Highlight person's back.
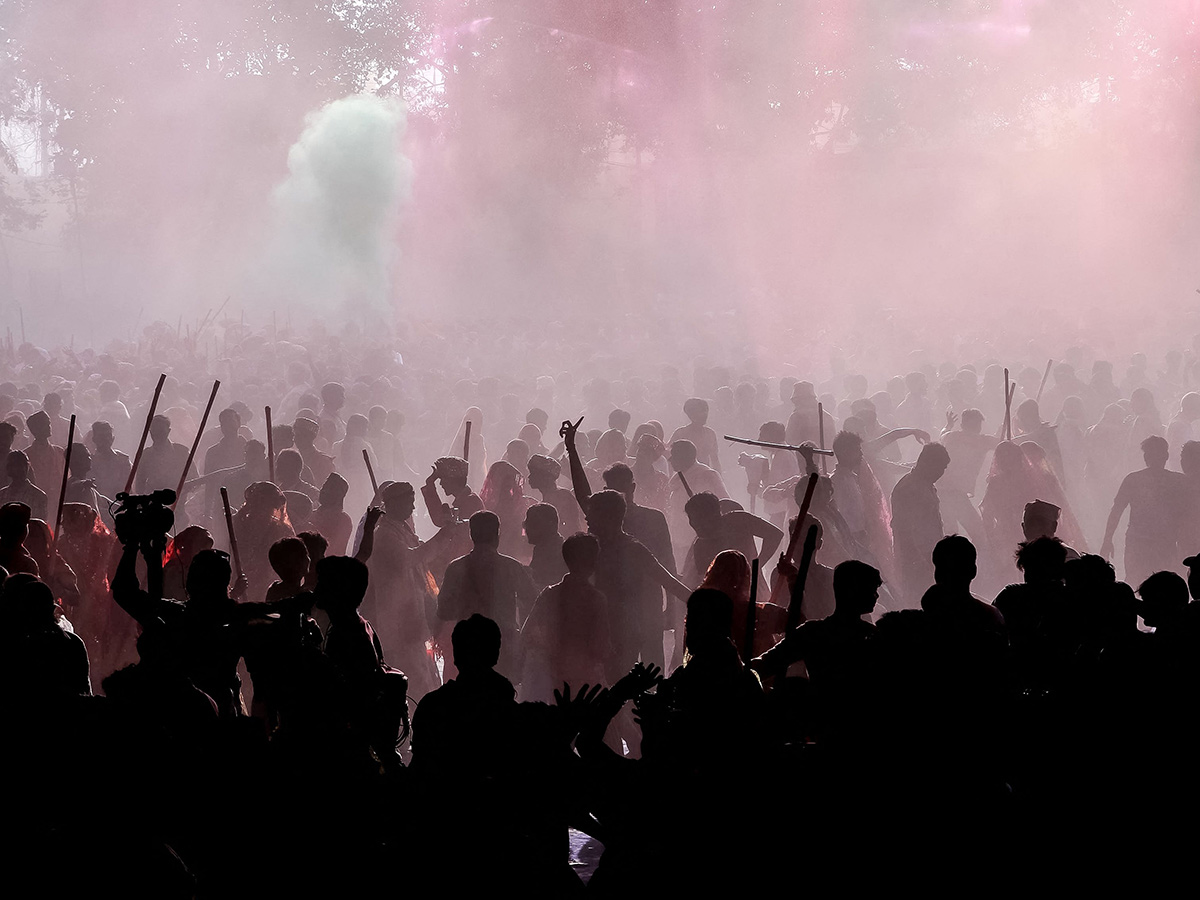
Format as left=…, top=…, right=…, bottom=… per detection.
left=521, top=533, right=611, bottom=699
left=411, top=615, right=516, bottom=776
left=437, top=511, right=536, bottom=676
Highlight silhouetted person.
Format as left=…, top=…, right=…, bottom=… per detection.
left=1022, top=499, right=1079, bottom=560
left=940, top=409, right=997, bottom=542
left=135, top=415, right=188, bottom=494
left=88, top=421, right=130, bottom=502
left=890, top=442, right=951, bottom=605
left=521, top=532, right=612, bottom=700
left=308, top=473, right=353, bottom=556
left=25, top=409, right=64, bottom=496
left=921, top=535, right=1006, bottom=641
left=524, top=502, right=566, bottom=589
left=680, top=490, right=783, bottom=588
left=293, top=416, right=335, bottom=488
left=526, top=453, right=582, bottom=535
left=437, top=511, right=537, bottom=678
left=670, top=398, right=722, bottom=473
left=0, top=450, right=47, bottom=520
left=1101, top=435, right=1188, bottom=586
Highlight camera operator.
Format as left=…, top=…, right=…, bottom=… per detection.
left=111, top=491, right=312, bottom=719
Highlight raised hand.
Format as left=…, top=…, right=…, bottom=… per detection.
left=945, top=410, right=958, bottom=431
left=613, top=661, right=663, bottom=701
left=559, top=415, right=585, bottom=445
left=364, top=505, right=385, bottom=529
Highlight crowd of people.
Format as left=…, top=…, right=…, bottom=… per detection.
left=3, top=316, right=1200, bottom=895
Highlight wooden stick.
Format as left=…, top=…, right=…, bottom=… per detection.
left=1002, top=368, right=1011, bottom=442
left=265, top=406, right=275, bottom=484
left=1035, top=358, right=1053, bottom=404
left=677, top=470, right=694, bottom=498
left=47, top=415, right=76, bottom=577
left=462, top=419, right=472, bottom=479
left=1006, top=384, right=1016, bottom=441
left=743, top=557, right=759, bottom=667
left=783, top=472, right=819, bottom=563
left=220, top=486, right=243, bottom=579
left=769, top=472, right=819, bottom=607
left=723, top=435, right=834, bottom=455
left=785, top=525, right=819, bottom=633
left=174, top=380, right=220, bottom=507
left=363, top=447, right=379, bottom=495
left=817, top=401, right=827, bottom=474
left=125, top=373, right=167, bottom=493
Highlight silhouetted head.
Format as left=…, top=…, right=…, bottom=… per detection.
left=91, top=421, right=114, bottom=451
left=293, top=417, right=319, bottom=446
left=244, top=440, right=266, bottom=465
left=26, top=410, right=51, bottom=440
left=314, top=555, right=369, bottom=613
left=0, top=501, right=30, bottom=545
left=562, top=531, right=599, bottom=577
left=218, top=408, right=241, bottom=438
left=932, top=534, right=976, bottom=590
left=1181, top=393, right=1200, bottom=420
left=1137, top=571, right=1189, bottom=629
left=683, top=398, right=709, bottom=426
left=608, top=409, right=632, bottom=433
left=7, top=576, right=56, bottom=633
left=523, top=502, right=559, bottom=545
left=594, top=429, right=627, bottom=467
left=684, top=491, right=722, bottom=538
left=526, top=453, right=561, bottom=492
left=960, top=408, right=984, bottom=433
left=433, top=456, right=469, bottom=494
left=526, top=407, right=549, bottom=433
left=98, top=380, right=121, bottom=403
left=833, top=559, right=882, bottom=617
left=602, top=461, right=635, bottom=497
left=832, top=430, right=863, bottom=470
left=149, top=415, right=171, bottom=443
left=585, top=489, right=626, bottom=540
left=186, top=549, right=233, bottom=602
left=1015, top=537, right=1068, bottom=584
left=451, top=614, right=502, bottom=673
left=320, top=382, right=345, bottom=411
left=318, top=473, right=349, bottom=508
left=1016, top=398, right=1042, bottom=430
left=43, top=393, right=62, bottom=416
left=5, top=450, right=29, bottom=481
left=1185, top=553, right=1200, bottom=600
left=380, top=481, right=415, bottom=520
left=503, top=439, right=530, bottom=473
left=68, top=443, right=90, bottom=478
left=345, top=413, right=368, bottom=438
left=913, top=442, right=950, bottom=482
left=469, top=510, right=500, bottom=549
left=1181, top=441, right=1200, bottom=478
left=1022, top=499, right=1060, bottom=541
left=669, top=439, right=697, bottom=472
left=1142, top=435, right=1169, bottom=469
left=269, top=536, right=309, bottom=583
left=683, top=588, right=734, bottom=658
left=276, top=448, right=303, bottom=484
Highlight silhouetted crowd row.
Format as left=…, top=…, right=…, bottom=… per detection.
left=3, top=325, right=1200, bottom=895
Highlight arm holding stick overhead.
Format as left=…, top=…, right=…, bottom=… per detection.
left=355, top=506, right=384, bottom=564
left=126, top=373, right=167, bottom=493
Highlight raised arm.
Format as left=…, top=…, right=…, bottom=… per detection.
left=355, top=506, right=384, bottom=563
left=421, top=468, right=452, bottom=528
left=736, top=510, right=784, bottom=563
left=560, top=416, right=593, bottom=513
left=865, top=428, right=931, bottom=454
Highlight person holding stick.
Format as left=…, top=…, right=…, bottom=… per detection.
left=666, top=439, right=727, bottom=560
left=25, top=410, right=65, bottom=500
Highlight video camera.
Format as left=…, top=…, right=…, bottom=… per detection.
left=112, top=490, right=176, bottom=545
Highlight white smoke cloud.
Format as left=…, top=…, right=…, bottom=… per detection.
left=261, top=94, right=411, bottom=322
